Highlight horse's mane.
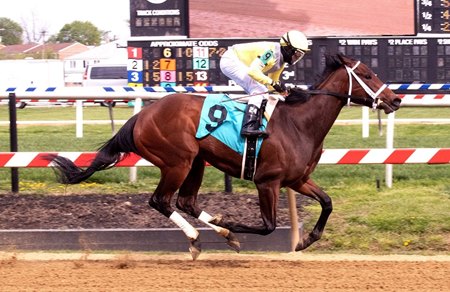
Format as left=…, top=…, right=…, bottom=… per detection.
left=284, top=53, right=346, bottom=104
left=310, top=53, right=345, bottom=90
left=284, top=87, right=311, bottom=104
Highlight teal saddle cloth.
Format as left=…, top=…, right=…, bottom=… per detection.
left=195, top=94, right=267, bottom=156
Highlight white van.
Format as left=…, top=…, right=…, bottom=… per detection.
left=82, top=64, right=128, bottom=87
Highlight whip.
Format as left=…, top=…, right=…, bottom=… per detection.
left=220, top=90, right=275, bottom=103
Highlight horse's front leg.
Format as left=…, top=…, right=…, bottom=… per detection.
left=291, top=178, right=333, bottom=251
left=176, top=156, right=240, bottom=252
left=210, top=181, right=280, bottom=235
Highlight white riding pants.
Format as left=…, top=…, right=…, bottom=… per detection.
left=220, top=49, right=268, bottom=108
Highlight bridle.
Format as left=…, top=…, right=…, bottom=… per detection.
left=344, top=61, right=386, bottom=110
left=306, top=61, right=387, bottom=110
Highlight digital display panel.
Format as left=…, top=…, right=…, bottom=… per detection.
left=417, top=0, right=450, bottom=33
left=129, top=0, right=189, bottom=37
left=127, top=36, right=450, bottom=87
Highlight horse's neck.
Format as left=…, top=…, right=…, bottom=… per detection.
left=283, top=83, right=345, bottom=148
left=308, top=75, right=347, bottom=136
left=306, top=93, right=344, bottom=139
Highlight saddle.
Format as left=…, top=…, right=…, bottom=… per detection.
left=196, top=94, right=279, bottom=181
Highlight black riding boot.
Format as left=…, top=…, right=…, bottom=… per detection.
left=241, top=104, right=267, bottom=137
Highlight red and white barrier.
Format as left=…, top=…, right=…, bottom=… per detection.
left=0, top=152, right=151, bottom=168
left=1, top=148, right=449, bottom=168
left=397, top=94, right=450, bottom=106
left=318, top=148, right=450, bottom=164
left=1, top=85, right=450, bottom=106
left=2, top=94, right=449, bottom=107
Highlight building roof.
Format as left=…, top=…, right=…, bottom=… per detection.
left=0, top=42, right=90, bottom=59
left=65, top=40, right=128, bottom=63
left=0, top=43, right=40, bottom=54
left=24, top=42, right=84, bottom=53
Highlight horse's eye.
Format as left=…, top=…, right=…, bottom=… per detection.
left=365, top=74, right=372, bottom=79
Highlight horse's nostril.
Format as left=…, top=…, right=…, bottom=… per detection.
left=393, top=98, right=402, bottom=107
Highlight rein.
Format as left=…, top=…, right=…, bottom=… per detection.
left=305, top=89, right=374, bottom=107
left=220, top=90, right=274, bottom=103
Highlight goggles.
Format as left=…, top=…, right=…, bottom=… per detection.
left=291, top=49, right=306, bottom=65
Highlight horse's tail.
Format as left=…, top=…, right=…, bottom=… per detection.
left=48, top=114, right=140, bottom=184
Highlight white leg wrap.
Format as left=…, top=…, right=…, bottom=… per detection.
left=169, top=211, right=199, bottom=240
left=198, top=211, right=228, bottom=235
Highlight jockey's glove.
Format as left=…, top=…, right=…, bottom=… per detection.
left=271, top=81, right=287, bottom=93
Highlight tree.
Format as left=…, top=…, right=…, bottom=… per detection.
left=0, top=17, right=23, bottom=45
left=54, top=21, right=102, bottom=45
left=21, top=11, right=50, bottom=44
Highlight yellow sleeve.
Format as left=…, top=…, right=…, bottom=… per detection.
left=231, top=43, right=280, bottom=87
left=268, top=67, right=285, bottom=84
left=248, top=58, right=273, bottom=86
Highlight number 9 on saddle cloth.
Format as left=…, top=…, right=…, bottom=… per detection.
left=196, top=94, right=275, bottom=180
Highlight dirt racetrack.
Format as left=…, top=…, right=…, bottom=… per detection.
left=1, top=252, right=449, bottom=291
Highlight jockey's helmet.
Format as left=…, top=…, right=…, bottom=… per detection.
left=280, top=30, right=310, bottom=65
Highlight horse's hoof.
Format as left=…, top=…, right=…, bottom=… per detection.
left=209, top=214, right=223, bottom=225
left=189, top=238, right=202, bottom=260
left=226, top=231, right=240, bottom=253
left=295, top=237, right=310, bottom=251
left=295, top=243, right=306, bottom=251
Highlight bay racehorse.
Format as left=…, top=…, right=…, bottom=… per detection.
left=48, top=53, right=401, bottom=259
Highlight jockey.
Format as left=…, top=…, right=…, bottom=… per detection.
left=220, top=30, right=310, bottom=137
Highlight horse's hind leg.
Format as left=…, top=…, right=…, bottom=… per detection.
left=292, top=178, right=333, bottom=251
left=149, top=167, right=202, bottom=259
left=176, top=156, right=240, bottom=252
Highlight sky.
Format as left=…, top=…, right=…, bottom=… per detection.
left=0, top=0, right=131, bottom=41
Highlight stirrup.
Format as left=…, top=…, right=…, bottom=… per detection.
left=241, top=104, right=267, bottom=137
left=241, top=128, right=268, bottom=138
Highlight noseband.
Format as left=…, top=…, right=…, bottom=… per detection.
left=344, top=61, right=386, bottom=110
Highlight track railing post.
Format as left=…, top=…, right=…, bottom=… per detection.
left=75, top=100, right=83, bottom=138
left=224, top=174, right=232, bottom=193
left=287, top=188, right=300, bottom=252
left=8, top=93, right=19, bottom=194
left=129, top=98, right=143, bottom=183
left=385, top=112, right=395, bottom=188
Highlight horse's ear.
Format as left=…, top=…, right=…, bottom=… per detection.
left=336, top=53, right=351, bottom=66
left=336, top=53, right=355, bottom=67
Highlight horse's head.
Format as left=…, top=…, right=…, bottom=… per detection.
left=321, top=54, right=401, bottom=114
left=337, top=54, right=401, bottom=113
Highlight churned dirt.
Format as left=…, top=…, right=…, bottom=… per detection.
left=0, top=251, right=449, bottom=292
left=0, top=192, right=307, bottom=229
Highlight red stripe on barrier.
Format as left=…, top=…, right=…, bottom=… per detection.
left=73, top=153, right=97, bottom=167
left=1, top=149, right=449, bottom=167
left=428, top=149, right=450, bottom=164
left=414, top=94, right=424, bottom=99
left=0, top=153, right=14, bottom=167
left=337, top=149, right=369, bottom=164
left=384, top=149, right=415, bottom=164
left=28, top=152, right=57, bottom=167
left=435, top=94, right=444, bottom=100
left=116, top=153, right=142, bottom=166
